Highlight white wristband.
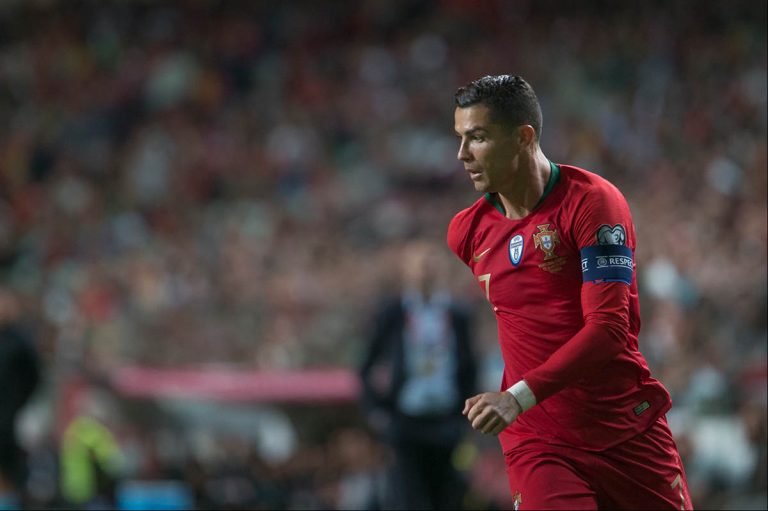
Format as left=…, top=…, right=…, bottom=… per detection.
left=506, top=380, right=537, bottom=412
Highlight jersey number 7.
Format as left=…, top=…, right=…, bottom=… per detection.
left=478, top=273, right=491, bottom=301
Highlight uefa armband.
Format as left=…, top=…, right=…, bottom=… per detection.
left=580, top=244, right=633, bottom=285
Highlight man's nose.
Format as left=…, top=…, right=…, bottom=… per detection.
left=457, top=140, right=471, bottom=161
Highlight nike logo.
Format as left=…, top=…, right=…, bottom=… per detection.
left=473, top=248, right=491, bottom=262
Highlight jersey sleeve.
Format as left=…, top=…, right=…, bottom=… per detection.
left=573, top=181, right=636, bottom=285
left=447, top=209, right=473, bottom=265
left=521, top=179, right=637, bottom=403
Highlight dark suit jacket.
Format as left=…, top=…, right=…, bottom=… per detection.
left=0, top=322, right=41, bottom=486
left=359, top=295, right=477, bottom=446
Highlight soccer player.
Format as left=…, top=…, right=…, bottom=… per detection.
left=447, top=75, right=693, bottom=510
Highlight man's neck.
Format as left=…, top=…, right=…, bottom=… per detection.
left=496, top=150, right=551, bottom=220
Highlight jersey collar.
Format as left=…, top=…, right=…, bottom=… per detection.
left=484, top=160, right=561, bottom=216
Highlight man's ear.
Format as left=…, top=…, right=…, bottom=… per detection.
left=517, top=125, right=537, bottom=147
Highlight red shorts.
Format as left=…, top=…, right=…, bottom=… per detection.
left=504, top=416, right=693, bottom=510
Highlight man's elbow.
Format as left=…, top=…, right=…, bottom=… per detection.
left=584, top=314, right=628, bottom=357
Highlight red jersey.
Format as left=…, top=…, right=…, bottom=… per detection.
left=447, top=163, right=671, bottom=452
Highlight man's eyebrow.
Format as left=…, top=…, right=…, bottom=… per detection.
left=454, top=127, right=488, bottom=136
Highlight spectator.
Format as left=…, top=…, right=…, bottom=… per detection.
left=360, top=239, right=478, bottom=509
left=0, top=289, right=41, bottom=509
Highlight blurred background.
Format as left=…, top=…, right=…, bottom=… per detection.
left=0, top=0, right=765, bottom=509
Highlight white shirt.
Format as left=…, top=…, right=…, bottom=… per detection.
left=397, top=290, right=459, bottom=416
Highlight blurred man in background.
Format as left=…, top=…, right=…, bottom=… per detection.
left=0, top=289, right=41, bottom=510
left=360, top=239, right=477, bottom=509
left=449, top=75, right=693, bottom=509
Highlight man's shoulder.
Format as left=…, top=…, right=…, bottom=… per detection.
left=448, top=195, right=491, bottom=232
left=559, top=164, right=624, bottom=196
left=558, top=164, right=629, bottom=211
left=447, top=195, right=490, bottom=263
left=448, top=195, right=491, bottom=229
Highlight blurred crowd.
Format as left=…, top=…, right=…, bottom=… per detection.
left=0, top=0, right=765, bottom=509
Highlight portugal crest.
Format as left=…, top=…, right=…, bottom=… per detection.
left=533, top=224, right=560, bottom=260
left=512, top=491, right=523, bottom=511
left=533, top=223, right=567, bottom=273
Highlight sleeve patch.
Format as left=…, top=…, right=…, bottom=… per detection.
left=580, top=244, right=633, bottom=284
left=596, top=224, right=627, bottom=245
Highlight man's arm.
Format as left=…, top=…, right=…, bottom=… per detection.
left=515, top=179, right=637, bottom=409
left=359, top=300, right=398, bottom=411
left=464, top=281, right=631, bottom=434
left=517, top=281, right=630, bottom=406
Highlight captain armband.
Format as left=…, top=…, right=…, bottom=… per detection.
left=580, top=244, right=634, bottom=285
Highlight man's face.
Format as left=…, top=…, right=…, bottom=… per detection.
left=454, top=104, right=519, bottom=194
left=401, top=242, right=439, bottom=291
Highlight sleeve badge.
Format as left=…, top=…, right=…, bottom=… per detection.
left=596, top=224, right=626, bottom=245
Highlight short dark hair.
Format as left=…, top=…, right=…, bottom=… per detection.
left=455, top=75, right=543, bottom=140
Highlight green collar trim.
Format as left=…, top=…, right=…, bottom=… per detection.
left=484, top=161, right=560, bottom=216
left=534, top=160, right=560, bottom=210
left=484, top=192, right=506, bottom=215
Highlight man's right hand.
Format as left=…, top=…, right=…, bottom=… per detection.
left=462, top=391, right=522, bottom=435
